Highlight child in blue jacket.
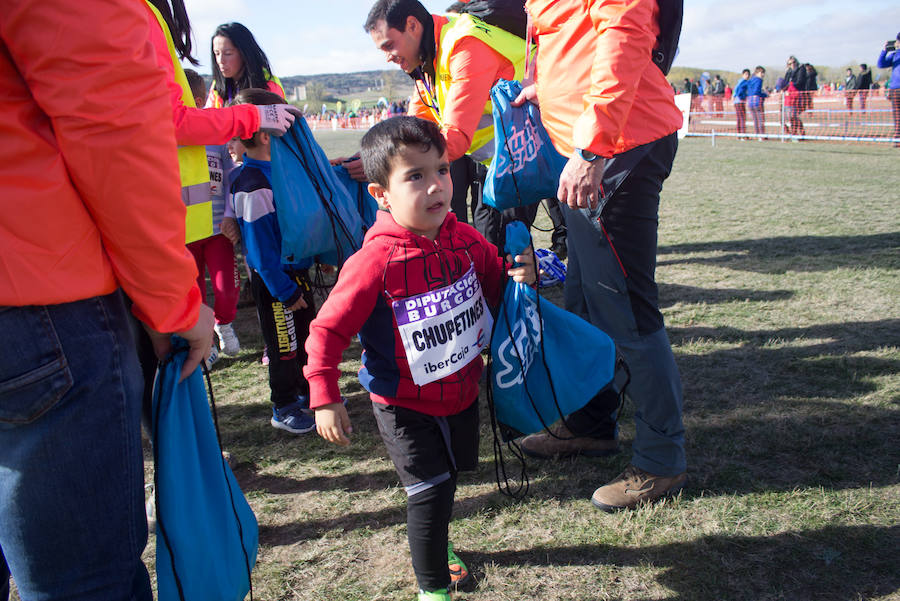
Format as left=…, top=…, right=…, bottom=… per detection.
left=230, top=88, right=317, bottom=434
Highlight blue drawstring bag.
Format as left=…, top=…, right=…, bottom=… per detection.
left=490, top=222, right=617, bottom=436
left=484, top=79, right=569, bottom=211
left=332, top=163, right=379, bottom=229
left=270, top=117, right=365, bottom=266
left=152, top=339, right=257, bottom=601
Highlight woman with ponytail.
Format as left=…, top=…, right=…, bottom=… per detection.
left=207, top=22, right=286, bottom=108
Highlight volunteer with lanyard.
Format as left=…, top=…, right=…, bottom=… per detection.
left=364, top=0, right=533, bottom=249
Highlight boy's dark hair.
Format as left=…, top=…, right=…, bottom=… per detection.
left=742, top=68, right=751, bottom=75
left=183, top=68, right=206, bottom=103
left=229, top=88, right=286, bottom=147
left=860, top=63, right=868, bottom=70
left=360, top=116, right=446, bottom=187
left=211, top=23, right=276, bottom=101
left=364, top=0, right=430, bottom=33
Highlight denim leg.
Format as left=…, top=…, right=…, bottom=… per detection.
left=0, top=291, right=152, bottom=601
left=561, top=135, right=686, bottom=476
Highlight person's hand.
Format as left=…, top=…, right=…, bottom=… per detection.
left=315, top=402, right=353, bottom=446
left=511, top=81, right=538, bottom=108
left=257, top=104, right=301, bottom=136
left=284, top=296, right=308, bottom=312
left=144, top=303, right=216, bottom=382
left=343, top=156, right=368, bottom=181
left=220, top=217, right=241, bottom=245
left=558, top=154, right=606, bottom=210
left=507, top=246, right=537, bottom=285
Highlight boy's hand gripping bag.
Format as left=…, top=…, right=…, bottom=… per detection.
left=490, top=222, right=617, bottom=436
left=152, top=339, right=257, bottom=601
left=484, top=79, right=569, bottom=211
left=270, top=116, right=365, bottom=266
left=332, top=163, right=378, bottom=229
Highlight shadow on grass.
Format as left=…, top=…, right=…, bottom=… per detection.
left=657, top=232, right=900, bottom=273
left=255, top=487, right=502, bottom=548
left=669, top=318, right=900, bottom=493
left=468, top=524, right=900, bottom=601
left=659, top=282, right=794, bottom=307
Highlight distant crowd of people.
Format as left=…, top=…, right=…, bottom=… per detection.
left=678, top=43, right=900, bottom=143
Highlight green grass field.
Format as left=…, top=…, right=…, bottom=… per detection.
left=129, top=135, right=898, bottom=601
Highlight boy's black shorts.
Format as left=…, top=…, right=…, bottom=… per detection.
left=372, top=399, right=479, bottom=488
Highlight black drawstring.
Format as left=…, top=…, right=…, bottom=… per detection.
left=152, top=350, right=254, bottom=601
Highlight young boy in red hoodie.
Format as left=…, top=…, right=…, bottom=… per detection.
left=304, top=116, right=535, bottom=601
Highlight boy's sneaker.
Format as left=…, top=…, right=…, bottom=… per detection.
left=204, top=344, right=220, bottom=370
left=447, top=542, right=470, bottom=588
left=418, top=590, right=451, bottom=601
left=271, top=403, right=316, bottom=434
left=214, top=322, right=241, bottom=356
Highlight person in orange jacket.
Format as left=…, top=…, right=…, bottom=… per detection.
left=0, top=0, right=215, bottom=598
left=514, top=0, right=688, bottom=513
left=364, top=0, right=535, bottom=249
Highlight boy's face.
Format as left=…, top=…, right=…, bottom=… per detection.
left=368, top=144, right=451, bottom=240
left=227, top=137, right=247, bottom=163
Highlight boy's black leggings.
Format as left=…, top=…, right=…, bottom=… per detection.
left=407, top=475, right=457, bottom=592
left=250, top=268, right=315, bottom=408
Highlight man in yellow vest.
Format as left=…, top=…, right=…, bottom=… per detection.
left=364, top=0, right=533, bottom=248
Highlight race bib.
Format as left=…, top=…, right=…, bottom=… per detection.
left=392, top=266, right=494, bottom=387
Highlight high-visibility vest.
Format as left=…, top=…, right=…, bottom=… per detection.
left=422, top=14, right=527, bottom=164
left=206, top=74, right=286, bottom=108
left=145, top=1, right=212, bottom=244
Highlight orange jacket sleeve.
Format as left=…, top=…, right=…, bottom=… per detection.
left=0, top=0, right=200, bottom=332
left=572, top=0, right=660, bottom=156
left=146, top=10, right=262, bottom=146
left=439, top=36, right=515, bottom=161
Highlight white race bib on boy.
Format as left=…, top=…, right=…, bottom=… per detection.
left=392, top=265, right=493, bottom=387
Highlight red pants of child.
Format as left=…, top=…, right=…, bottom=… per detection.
left=187, top=233, right=240, bottom=324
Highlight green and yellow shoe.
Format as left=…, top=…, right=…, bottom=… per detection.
left=447, top=542, right=470, bottom=588
left=417, top=589, right=451, bottom=601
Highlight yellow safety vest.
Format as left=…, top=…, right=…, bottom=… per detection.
left=145, top=1, right=212, bottom=244
left=423, top=14, right=527, bottom=164
left=206, top=73, right=286, bottom=108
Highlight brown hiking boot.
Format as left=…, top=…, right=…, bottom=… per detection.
left=591, top=465, right=686, bottom=512
left=518, top=421, right=619, bottom=459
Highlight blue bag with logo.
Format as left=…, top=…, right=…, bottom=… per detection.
left=152, top=339, right=257, bottom=601
left=490, top=222, right=617, bottom=436
left=270, top=117, right=366, bottom=266
left=332, top=162, right=379, bottom=229
left=484, top=79, right=568, bottom=211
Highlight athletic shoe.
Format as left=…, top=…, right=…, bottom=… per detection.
left=418, top=589, right=451, bottom=601
left=204, top=344, right=220, bottom=370
left=590, top=465, right=686, bottom=512
left=447, top=542, right=470, bottom=588
left=518, top=421, right=619, bottom=459
left=214, top=322, right=241, bottom=356
left=270, top=403, right=316, bottom=434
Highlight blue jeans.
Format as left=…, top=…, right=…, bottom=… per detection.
left=0, top=291, right=152, bottom=601
left=564, top=134, right=686, bottom=477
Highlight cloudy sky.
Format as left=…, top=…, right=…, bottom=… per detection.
left=183, top=0, right=899, bottom=77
